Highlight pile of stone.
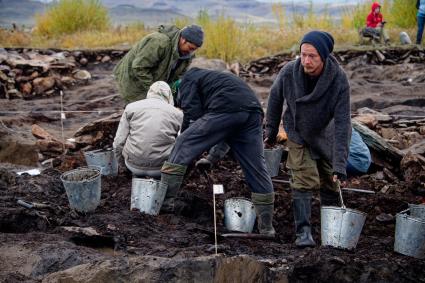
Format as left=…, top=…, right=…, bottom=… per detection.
left=352, top=107, right=425, bottom=192
left=241, top=47, right=425, bottom=78
left=0, top=48, right=124, bottom=99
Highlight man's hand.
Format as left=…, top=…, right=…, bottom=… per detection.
left=333, top=172, right=347, bottom=188
left=195, top=158, right=213, bottom=170
left=264, top=137, right=276, bottom=149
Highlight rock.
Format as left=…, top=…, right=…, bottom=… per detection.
left=20, top=82, right=32, bottom=96
left=0, top=131, right=39, bottom=166
left=353, top=114, right=378, bottom=129
left=61, top=226, right=100, bottom=236
left=189, top=57, right=227, bottom=71
left=229, top=62, right=241, bottom=76
left=79, top=58, right=88, bottom=66
left=403, top=131, right=422, bottom=146
left=74, top=132, right=104, bottom=146
left=31, top=124, right=57, bottom=140
left=380, top=185, right=391, bottom=194
left=96, top=55, right=102, bottom=61
left=379, top=127, right=398, bottom=140
left=15, top=75, right=31, bottom=83
left=376, top=213, right=394, bottom=223
left=357, top=107, right=392, bottom=123
left=6, top=89, right=23, bottom=99
left=420, top=126, right=425, bottom=135
left=36, top=140, right=64, bottom=153
left=374, top=171, right=385, bottom=180
left=402, top=140, right=425, bottom=155
left=30, top=71, right=39, bottom=79
left=0, top=70, right=9, bottom=81
left=74, top=113, right=121, bottom=148
left=73, top=70, right=91, bottom=81
left=329, top=256, right=346, bottom=265
left=400, top=32, right=412, bottom=45
left=383, top=168, right=398, bottom=182
left=0, top=168, right=16, bottom=187
left=72, top=51, right=82, bottom=58
left=33, top=77, right=55, bottom=95
left=60, top=76, right=76, bottom=85
left=400, top=151, right=425, bottom=190
left=101, top=56, right=111, bottom=63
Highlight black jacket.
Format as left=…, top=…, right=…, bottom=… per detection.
left=177, top=68, right=263, bottom=131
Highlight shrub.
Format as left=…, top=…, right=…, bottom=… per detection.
left=34, top=0, right=110, bottom=37
left=391, top=0, right=417, bottom=28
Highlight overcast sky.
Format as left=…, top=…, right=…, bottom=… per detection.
left=257, top=0, right=362, bottom=3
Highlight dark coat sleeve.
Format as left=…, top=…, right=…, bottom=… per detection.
left=179, top=79, right=204, bottom=132
left=332, top=74, right=352, bottom=175
left=265, top=69, right=285, bottom=142
left=417, top=0, right=420, bottom=10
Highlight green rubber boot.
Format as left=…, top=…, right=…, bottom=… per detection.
left=160, top=161, right=187, bottom=214
left=252, top=192, right=276, bottom=237
left=293, top=190, right=316, bottom=248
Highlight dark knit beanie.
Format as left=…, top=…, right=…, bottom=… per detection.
left=181, top=25, right=204, bottom=47
left=300, top=31, right=334, bottom=61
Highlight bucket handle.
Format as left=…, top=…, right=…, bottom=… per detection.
left=398, top=208, right=410, bottom=215
left=338, top=183, right=346, bottom=209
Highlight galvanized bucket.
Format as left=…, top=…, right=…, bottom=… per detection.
left=224, top=197, right=256, bottom=233
left=60, top=167, right=101, bottom=213
left=264, top=147, right=283, bottom=177
left=84, top=149, right=118, bottom=176
left=321, top=206, right=366, bottom=250
left=408, top=203, right=425, bottom=220
left=394, top=210, right=425, bottom=259
left=131, top=178, right=167, bottom=216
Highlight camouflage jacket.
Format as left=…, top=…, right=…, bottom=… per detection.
left=114, top=25, right=193, bottom=103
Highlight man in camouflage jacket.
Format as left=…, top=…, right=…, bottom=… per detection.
left=114, top=25, right=204, bottom=103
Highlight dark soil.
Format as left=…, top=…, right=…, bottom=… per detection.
left=1, top=48, right=425, bottom=282
left=1, top=153, right=424, bottom=282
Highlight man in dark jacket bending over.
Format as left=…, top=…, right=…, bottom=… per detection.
left=160, top=67, right=276, bottom=236
left=265, top=31, right=351, bottom=247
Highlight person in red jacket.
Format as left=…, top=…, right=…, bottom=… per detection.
left=366, top=2, right=390, bottom=43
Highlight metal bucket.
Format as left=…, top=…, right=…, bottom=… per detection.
left=224, top=198, right=256, bottom=233
left=60, top=167, right=101, bottom=213
left=321, top=206, right=366, bottom=250
left=264, top=147, right=283, bottom=177
left=83, top=149, right=118, bottom=176
left=408, top=203, right=425, bottom=220
left=131, top=178, right=167, bottom=216
left=394, top=210, right=425, bottom=259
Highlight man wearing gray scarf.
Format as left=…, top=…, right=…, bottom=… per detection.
left=265, top=31, right=351, bottom=247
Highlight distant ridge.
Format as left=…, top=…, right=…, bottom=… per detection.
left=1, top=0, right=357, bottom=28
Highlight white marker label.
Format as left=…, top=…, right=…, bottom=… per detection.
left=213, top=184, right=224, bottom=194
left=61, top=112, right=66, bottom=119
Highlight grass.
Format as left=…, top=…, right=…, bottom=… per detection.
left=0, top=0, right=420, bottom=63
left=34, top=0, right=109, bottom=37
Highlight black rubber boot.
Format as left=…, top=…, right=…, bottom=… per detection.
left=293, top=190, right=316, bottom=248
left=160, top=162, right=187, bottom=214
left=320, top=189, right=340, bottom=207
left=252, top=192, right=276, bottom=237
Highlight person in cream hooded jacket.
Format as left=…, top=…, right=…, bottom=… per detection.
left=113, top=81, right=183, bottom=178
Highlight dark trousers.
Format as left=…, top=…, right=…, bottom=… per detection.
left=417, top=14, right=425, bottom=44
left=168, top=112, right=273, bottom=194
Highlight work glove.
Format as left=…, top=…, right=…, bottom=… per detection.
left=195, top=158, right=213, bottom=170
left=171, top=79, right=181, bottom=96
